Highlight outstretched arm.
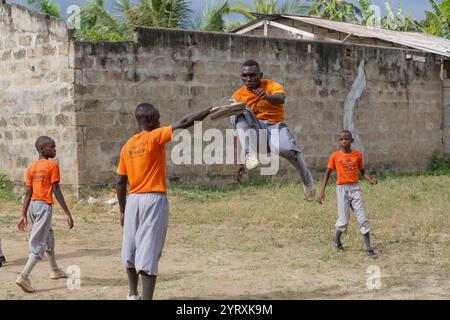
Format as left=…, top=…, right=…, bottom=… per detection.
left=53, top=183, right=74, bottom=229
left=318, top=169, right=332, bottom=204
left=18, top=186, right=32, bottom=231
left=172, top=106, right=213, bottom=131
left=361, top=168, right=378, bottom=185
left=116, top=174, right=128, bottom=227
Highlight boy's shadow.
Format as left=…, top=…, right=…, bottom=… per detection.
left=6, top=248, right=121, bottom=267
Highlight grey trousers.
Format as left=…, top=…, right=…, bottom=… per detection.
left=29, top=200, right=55, bottom=259
left=231, top=109, right=313, bottom=186
left=122, top=193, right=169, bottom=275
left=336, top=184, right=371, bottom=234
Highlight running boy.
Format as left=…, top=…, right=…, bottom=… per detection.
left=318, top=130, right=378, bottom=258
left=116, top=103, right=212, bottom=300
left=16, top=136, right=74, bottom=293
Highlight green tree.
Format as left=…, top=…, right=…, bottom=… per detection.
left=232, top=0, right=311, bottom=22
left=420, top=0, right=450, bottom=39
left=381, top=2, right=418, bottom=31
left=193, top=0, right=232, bottom=32
left=309, top=0, right=361, bottom=23
left=357, top=0, right=380, bottom=27
left=74, top=0, right=132, bottom=41
left=27, top=0, right=61, bottom=18
left=121, top=0, right=191, bottom=29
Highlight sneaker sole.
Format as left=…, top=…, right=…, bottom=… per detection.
left=16, top=281, right=34, bottom=293
left=51, top=275, right=68, bottom=280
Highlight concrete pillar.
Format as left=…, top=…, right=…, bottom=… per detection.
left=444, top=79, right=450, bottom=156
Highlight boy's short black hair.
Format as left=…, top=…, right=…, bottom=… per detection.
left=340, top=130, right=353, bottom=138
left=135, top=103, right=159, bottom=122
left=35, top=136, right=54, bottom=151
left=242, top=60, right=260, bottom=70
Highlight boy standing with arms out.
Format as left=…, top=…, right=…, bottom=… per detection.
left=16, top=136, right=74, bottom=293
left=318, top=130, right=378, bottom=258
left=116, top=103, right=212, bottom=300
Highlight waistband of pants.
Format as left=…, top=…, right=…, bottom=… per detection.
left=336, top=183, right=360, bottom=189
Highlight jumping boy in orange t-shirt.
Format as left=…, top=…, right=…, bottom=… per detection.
left=16, top=136, right=74, bottom=293
left=116, top=103, right=212, bottom=300
left=231, top=60, right=316, bottom=202
left=318, top=130, right=378, bottom=258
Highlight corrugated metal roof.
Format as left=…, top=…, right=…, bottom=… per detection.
left=234, top=14, right=450, bottom=58
left=283, top=16, right=450, bottom=58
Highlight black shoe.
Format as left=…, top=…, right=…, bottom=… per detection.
left=332, top=239, right=344, bottom=252
left=367, top=249, right=377, bottom=259
left=0, top=261, right=2, bottom=267
left=0, top=256, right=5, bottom=263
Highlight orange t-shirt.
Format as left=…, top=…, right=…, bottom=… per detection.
left=327, top=150, right=364, bottom=185
left=232, top=79, right=285, bottom=123
left=25, top=159, right=61, bottom=205
left=117, top=126, right=173, bottom=194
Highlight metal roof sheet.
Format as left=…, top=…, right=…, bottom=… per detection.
left=235, top=14, right=450, bottom=58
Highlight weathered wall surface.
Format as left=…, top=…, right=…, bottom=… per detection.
left=444, top=79, right=450, bottom=156
left=0, top=3, right=77, bottom=188
left=75, top=27, right=444, bottom=187
left=0, top=3, right=445, bottom=190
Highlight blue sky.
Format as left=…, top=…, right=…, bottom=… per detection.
left=8, top=0, right=438, bottom=21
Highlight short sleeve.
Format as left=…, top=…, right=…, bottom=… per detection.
left=156, top=126, right=173, bottom=145
left=358, top=152, right=364, bottom=170
left=117, top=145, right=127, bottom=176
left=268, top=81, right=285, bottom=96
left=25, top=167, right=32, bottom=187
left=327, top=154, right=336, bottom=170
left=232, top=90, right=241, bottom=103
left=51, top=164, right=60, bottom=184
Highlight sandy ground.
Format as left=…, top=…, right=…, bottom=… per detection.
left=1, top=180, right=449, bottom=300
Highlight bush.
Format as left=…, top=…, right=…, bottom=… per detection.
left=0, top=173, right=14, bottom=200
left=429, top=152, right=450, bottom=174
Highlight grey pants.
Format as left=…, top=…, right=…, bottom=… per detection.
left=336, top=184, right=371, bottom=234
left=122, top=193, right=169, bottom=275
left=29, top=200, right=55, bottom=259
left=231, top=109, right=313, bottom=185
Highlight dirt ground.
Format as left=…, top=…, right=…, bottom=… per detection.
left=0, top=176, right=449, bottom=300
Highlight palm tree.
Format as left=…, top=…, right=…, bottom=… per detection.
left=309, top=0, right=360, bottom=23
left=231, top=0, right=311, bottom=22
left=380, top=3, right=418, bottom=31
left=194, top=0, right=232, bottom=32
left=75, top=0, right=132, bottom=41
left=120, top=0, right=191, bottom=29
left=420, top=0, right=450, bottom=39
left=357, top=0, right=380, bottom=27
left=27, top=0, right=61, bottom=18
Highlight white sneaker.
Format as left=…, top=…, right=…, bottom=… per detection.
left=303, top=182, right=316, bottom=202
left=50, top=268, right=68, bottom=279
left=16, top=274, right=35, bottom=293
left=127, top=295, right=141, bottom=300
left=245, top=153, right=261, bottom=171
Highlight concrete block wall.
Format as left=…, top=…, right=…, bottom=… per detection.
left=74, top=27, right=444, bottom=187
left=0, top=3, right=446, bottom=191
left=0, top=3, right=77, bottom=189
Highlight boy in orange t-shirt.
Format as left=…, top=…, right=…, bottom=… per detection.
left=318, top=130, right=378, bottom=258
left=116, top=103, right=212, bottom=300
left=15, top=136, right=74, bottom=293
